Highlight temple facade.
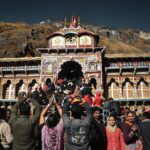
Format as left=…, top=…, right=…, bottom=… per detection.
left=105, top=55, right=150, bottom=107
left=0, top=17, right=150, bottom=108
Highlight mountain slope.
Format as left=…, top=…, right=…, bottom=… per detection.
left=0, top=21, right=150, bottom=58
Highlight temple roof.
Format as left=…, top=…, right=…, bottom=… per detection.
left=46, top=27, right=97, bottom=39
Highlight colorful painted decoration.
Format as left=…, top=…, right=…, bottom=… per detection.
left=65, top=34, right=77, bottom=47
left=51, top=36, right=65, bottom=48
left=80, top=36, right=92, bottom=46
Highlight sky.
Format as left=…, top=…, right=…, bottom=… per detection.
left=0, top=0, right=150, bottom=30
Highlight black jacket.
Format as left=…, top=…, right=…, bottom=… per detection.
left=90, top=118, right=107, bottom=150
left=139, top=120, right=150, bottom=150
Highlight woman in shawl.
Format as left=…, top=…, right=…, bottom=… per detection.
left=106, top=115, right=125, bottom=150
left=40, top=95, right=64, bottom=150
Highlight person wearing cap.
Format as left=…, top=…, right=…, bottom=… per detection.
left=62, top=92, right=92, bottom=150
left=10, top=92, right=41, bottom=150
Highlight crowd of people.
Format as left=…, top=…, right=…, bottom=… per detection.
left=0, top=77, right=150, bottom=150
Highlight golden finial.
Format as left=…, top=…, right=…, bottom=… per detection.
left=64, top=17, right=67, bottom=27
left=71, top=16, right=73, bottom=24
left=78, top=16, right=80, bottom=26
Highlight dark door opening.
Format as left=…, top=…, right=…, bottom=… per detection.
left=58, top=61, right=83, bottom=80
left=89, top=78, right=97, bottom=89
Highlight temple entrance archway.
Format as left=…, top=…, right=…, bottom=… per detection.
left=58, top=61, right=83, bottom=80
left=89, top=77, right=97, bottom=89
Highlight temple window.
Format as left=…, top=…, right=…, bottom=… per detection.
left=137, top=79, right=149, bottom=98
left=122, top=79, right=134, bottom=99
left=108, top=79, right=119, bottom=99
left=3, top=80, right=14, bottom=99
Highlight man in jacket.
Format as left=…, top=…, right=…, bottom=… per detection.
left=62, top=95, right=92, bottom=150
left=10, top=92, right=41, bottom=150
left=90, top=107, right=107, bottom=150
left=139, top=112, right=150, bottom=150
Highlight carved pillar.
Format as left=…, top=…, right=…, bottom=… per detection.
left=118, top=76, right=122, bottom=98
left=119, top=83, right=122, bottom=98
left=1, top=79, right=7, bottom=99
left=11, top=83, right=16, bottom=99
left=133, top=74, right=138, bottom=98
left=133, top=78, right=138, bottom=107
left=97, top=58, right=103, bottom=93
left=0, top=79, right=2, bottom=99
left=96, top=74, right=101, bottom=90
left=53, top=75, right=57, bottom=83
left=1, top=84, right=4, bottom=99
left=133, top=83, right=137, bottom=98
left=148, top=82, right=150, bottom=97
left=24, top=83, right=28, bottom=95
left=99, top=62, right=103, bottom=86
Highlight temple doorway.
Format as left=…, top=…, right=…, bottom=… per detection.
left=58, top=61, right=83, bottom=80
left=89, top=78, right=97, bottom=89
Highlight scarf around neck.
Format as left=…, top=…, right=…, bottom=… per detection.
left=107, top=124, right=117, bottom=132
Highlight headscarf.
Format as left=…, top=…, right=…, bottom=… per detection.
left=106, top=116, right=117, bottom=132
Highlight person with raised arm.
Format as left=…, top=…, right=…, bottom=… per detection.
left=40, top=95, right=64, bottom=150
left=62, top=91, right=92, bottom=150
left=10, top=92, right=41, bottom=150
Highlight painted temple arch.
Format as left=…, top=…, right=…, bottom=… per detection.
left=38, top=22, right=104, bottom=91
left=0, top=16, right=150, bottom=107
left=58, top=60, right=83, bottom=80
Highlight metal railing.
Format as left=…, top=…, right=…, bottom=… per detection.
left=99, top=107, right=123, bottom=123
left=0, top=99, right=123, bottom=124
left=1, top=66, right=41, bottom=71
left=108, top=62, right=149, bottom=68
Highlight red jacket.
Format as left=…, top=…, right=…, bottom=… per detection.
left=93, top=92, right=102, bottom=107
left=84, top=95, right=93, bottom=106
left=106, top=127, right=125, bottom=150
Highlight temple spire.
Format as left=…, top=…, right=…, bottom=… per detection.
left=78, top=16, right=80, bottom=27
left=71, top=16, right=73, bottom=24
left=64, top=17, right=67, bottom=27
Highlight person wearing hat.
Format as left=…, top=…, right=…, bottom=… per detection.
left=10, top=92, right=41, bottom=150
left=62, top=93, right=92, bottom=150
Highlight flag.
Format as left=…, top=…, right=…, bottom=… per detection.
left=72, top=16, right=77, bottom=28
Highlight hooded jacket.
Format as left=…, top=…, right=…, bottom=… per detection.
left=93, top=92, right=102, bottom=107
